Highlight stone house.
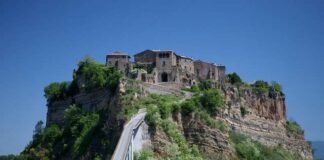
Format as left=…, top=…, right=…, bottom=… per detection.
left=106, top=52, right=131, bottom=75
left=194, top=60, right=226, bottom=83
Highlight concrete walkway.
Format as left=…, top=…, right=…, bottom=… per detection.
left=111, top=111, right=147, bottom=160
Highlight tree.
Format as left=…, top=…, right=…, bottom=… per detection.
left=271, top=81, right=282, bottom=93
left=33, top=120, right=44, bottom=140
left=227, top=72, right=242, bottom=85
left=253, top=80, right=269, bottom=93
left=200, top=89, right=224, bottom=114
left=44, top=82, right=69, bottom=103
left=198, top=80, right=213, bottom=90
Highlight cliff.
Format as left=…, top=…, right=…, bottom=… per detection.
left=222, top=85, right=312, bottom=159
left=18, top=58, right=313, bottom=160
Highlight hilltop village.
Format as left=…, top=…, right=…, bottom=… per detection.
left=106, top=50, right=226, bottom=87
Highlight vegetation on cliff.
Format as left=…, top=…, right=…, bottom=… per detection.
left=230, top=132, right=301, bottom=160
left=44, top=57, right=121, bottom=104
left=14, top=57, right=312, bottom=160
left=19, top=105, right=102, bottom=159
left=286, top=120, right=304, bottom=137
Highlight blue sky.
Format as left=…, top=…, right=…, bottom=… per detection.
left=0, top=0, right=323, bottom=155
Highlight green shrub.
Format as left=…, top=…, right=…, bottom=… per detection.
left=190, top=85, right=200, bottom=92
left=145, top=105, right=161, bottom=127
left=75, top=57, right=121, bottom=92
left=227, top=72, right=242, bottom=85
left=286, top=120, right=304, bottom=136
left=198, top=80, right=213, bottom=90
left=42, top=124, right=62, bottom=143
left=198, top=111, right=226, bottom=132
left=134, top=149, right=155, bottom=160
left=72, top=113, right=100, bottom=156
left=271, top=81, right=282, bottom=93
left=253, top=80, right=269, bottom=94
left=200, top=89, right=224, bottom=114
left=181, top=99, right=198, bottom=116
left=161, top=119, right=204, bottom=159
left=229, top=131, right=300, bottom=160
left=44, top=82, right=70, bottom=104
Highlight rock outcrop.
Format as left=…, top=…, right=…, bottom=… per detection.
left=223, top=85, right=312, bottom=160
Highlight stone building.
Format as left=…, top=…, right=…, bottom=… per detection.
left=106, top=52, right=131, bottom=74
left=106, top=49, right=226, bottom=87
left=194, top=60, right=226, bottom=83
left=134, top=50, right=195, bottom=86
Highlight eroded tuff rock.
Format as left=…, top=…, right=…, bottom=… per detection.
left=223, top=85, right=312, bottom=160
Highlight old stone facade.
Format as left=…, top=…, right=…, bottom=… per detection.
left=106, top=52, right=131, bottom=75
left=106, top=49, right=226, bottom=86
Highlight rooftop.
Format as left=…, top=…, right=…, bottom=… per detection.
left=108, top=51, right=129, bottom=56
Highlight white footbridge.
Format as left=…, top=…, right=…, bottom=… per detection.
left=111, top=110, right=147, bottom=160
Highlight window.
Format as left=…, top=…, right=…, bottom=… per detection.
left=162, top=61, right=166, bottom=67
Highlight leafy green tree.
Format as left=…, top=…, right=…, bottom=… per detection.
left=227, top=72, right=242, bottom=85
left=33, top=120, right=44, bottom=141
left=271, top=81, right=282, bottom=93
left=198, top=80, right=213, bottom=90
left=181, top=99, right=198, bottom=116
left=44, top=82, right=69, bottom=103
left=253, top=80, right=269, bottom=93
left=75, top=56, right=121, bottom=92
left=286, top=120, right=304, bottom=136
left=200, top=89, right=224, bottom=114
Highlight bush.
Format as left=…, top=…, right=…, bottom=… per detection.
left=161, top=119, right=204, bottom=159
left=198, top=80, right=213, bottom=90
left=200, top=89, right=224, bottom=114
left=44, top=82, right=70, bottom=104
left=145, top=105, right=161, bottom=127
left=227, top=72, right=242, bottom=85
left=286, top=120, right=304, bottom=136
left=271, top=81, right=282, bottom=93
left=229, top=131, right=300, bottom=160
left=190, top=85, right=200, bottom=92
left=181, top=99, right=198, bottom=116
left=72, top=113, right=100, bottom=156
left=75, top=57, right=121, bottom=92
left=198, top=111, right=226, bottom=132
left=42, top=124, right=62, bottom=143
left=253, top=80, right=269, bottom=93
left=134, top=149, right=155, bottom=160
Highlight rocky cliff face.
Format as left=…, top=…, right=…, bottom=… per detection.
left=146, top=85, right=312, bottom=160
left=222, top=85, right=312, bottom=159
left=44, top=80, right=312, bottom=159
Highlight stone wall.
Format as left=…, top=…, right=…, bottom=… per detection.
left=106, top=54, right=130, bottom=74
left=134, top=50, right=157, bottom=65
left=177, top=56, right=194, bottom=74
left=194, top=60, right=217, bottom=81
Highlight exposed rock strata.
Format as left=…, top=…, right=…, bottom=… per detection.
left=223, top=86, right=312, bottom=160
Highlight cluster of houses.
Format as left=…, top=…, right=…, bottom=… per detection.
left=106, top=49, right=225, bottom=87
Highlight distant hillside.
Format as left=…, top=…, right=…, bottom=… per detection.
left=313, top=141, right=324, bottom=160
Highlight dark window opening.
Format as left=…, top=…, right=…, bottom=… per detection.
left=114, top=61, right=119, bottom=68
left=161, top=72, right=168, bottom=82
